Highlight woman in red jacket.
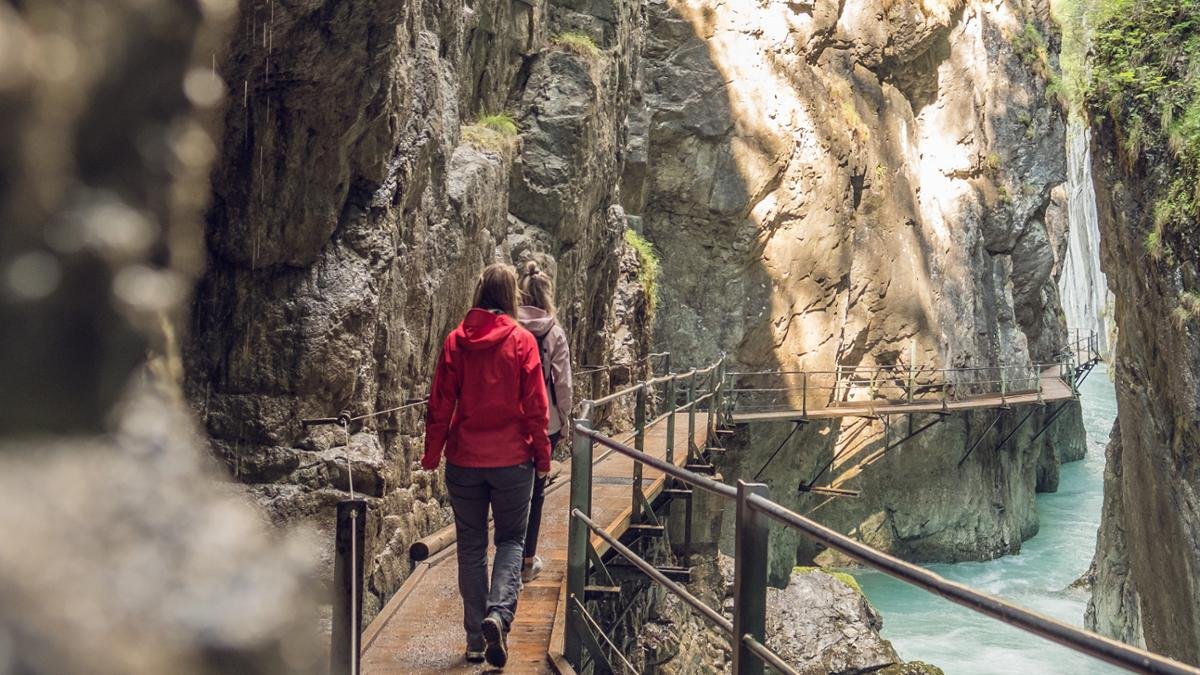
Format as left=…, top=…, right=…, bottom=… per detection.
left=422, top=263, right=552, bottom=668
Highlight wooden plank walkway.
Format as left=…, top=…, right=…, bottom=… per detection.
left=730, top=367, right=1074, bottom=424
left=361, top=415, right=708, bottom=674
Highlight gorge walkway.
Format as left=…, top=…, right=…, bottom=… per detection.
left=348, top=332, right=1198, bottom=675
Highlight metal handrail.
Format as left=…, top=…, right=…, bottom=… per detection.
left=568, top=418, right=1200, bottom=675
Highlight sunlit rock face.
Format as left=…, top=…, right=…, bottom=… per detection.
left=0, top=0, right=321, bottom=672
left=632, top=0, right=1083, bottom=564
left=185, top=0, right=653, bottom=621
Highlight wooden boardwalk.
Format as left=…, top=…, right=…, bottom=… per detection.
left=361, top=416, right=708, bottom=674
left=730, top=367, right=1074, bottom=424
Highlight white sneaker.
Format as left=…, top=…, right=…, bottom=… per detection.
left=521, top=556, right=543, bottom=583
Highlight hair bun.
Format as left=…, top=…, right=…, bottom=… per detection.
left=525, top=260, right=540, bottom=276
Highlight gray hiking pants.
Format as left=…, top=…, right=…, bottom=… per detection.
left=445, top=462, right=535, bottom=648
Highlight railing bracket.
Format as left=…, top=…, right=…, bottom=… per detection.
left=584, top=584, right=622, bottom=600
left=628, top=523, right=666, bottom=537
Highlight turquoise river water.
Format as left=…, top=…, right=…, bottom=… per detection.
left=852, top=364, right=1121, bottom=674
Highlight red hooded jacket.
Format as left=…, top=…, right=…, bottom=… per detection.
left=422, top=308, right=552, bottom=472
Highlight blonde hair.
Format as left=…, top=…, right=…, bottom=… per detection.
left=519, top=260, right=556, bottom=317
left=472, top=263, right=519, bottom=318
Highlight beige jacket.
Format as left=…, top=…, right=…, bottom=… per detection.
left=518, top=306, right=573, bottom=436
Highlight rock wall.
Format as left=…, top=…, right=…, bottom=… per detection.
left=1081, top=1, right=1200, bottom=664
left=185, top=0, right=653, bottom=620
left=630, top=0, right=1083, bottom=566
left=1085, top=73, right=1200, bottom=668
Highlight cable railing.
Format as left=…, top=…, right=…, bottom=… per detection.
left=565, top=387, right=1200, bottom=675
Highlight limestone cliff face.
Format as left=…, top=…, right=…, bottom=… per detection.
left=1087, top=110, right=1200, bottom=665
left=185, top=0, right=652, bottom=619
left=628, top=0, right=1082, bottom=568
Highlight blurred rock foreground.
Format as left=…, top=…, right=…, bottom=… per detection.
left=0, top=0, right=321, bottom=672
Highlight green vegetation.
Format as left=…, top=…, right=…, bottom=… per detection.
left=551, top=31, right=600, bottom=58
left=984, top=152, right=1001, bottom=174
left=1082, top=0, right=1200, bottom=265
left=477, top=112, right=518, bottom=136
left=1012, top=20, right=1068, bottom=109
left=1172, top=292, right=1200, bottom=328
left=461, top=112, right=518, bottom=151
left=624, top=228, right=660, bottom=313
left=793, top=566, right=863, bottom=594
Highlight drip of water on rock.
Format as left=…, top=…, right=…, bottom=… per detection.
left=852, top=364, right=1119, bottom=674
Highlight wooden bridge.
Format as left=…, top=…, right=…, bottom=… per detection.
left=343, top=333, right=1161, bottom=675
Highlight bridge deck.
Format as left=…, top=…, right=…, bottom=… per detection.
left=730, top=367, right=1074, bottom=424
left=361, top=415, right=706, bottom=674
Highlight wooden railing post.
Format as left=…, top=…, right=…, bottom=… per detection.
left=1000, top=366, right=1007, bottom=405
left=565, top=417, right=594, bottom=668
left=732, top=481, right=770, bottom=675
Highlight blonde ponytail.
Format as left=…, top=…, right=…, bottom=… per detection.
left=519, top=260, right=556, bottom=317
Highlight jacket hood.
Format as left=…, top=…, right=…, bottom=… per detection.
left=518, top=305, right=556, bottom=337
left=458, top=308, right=517, bottom=350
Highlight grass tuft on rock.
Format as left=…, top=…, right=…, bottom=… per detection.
left=551, top=31, right=600, bottom=58
left=624, top=228, right=660, bottom=313
left=793, top=566, right=864, bottom=595
left=461, top=112, right=518, bottom=152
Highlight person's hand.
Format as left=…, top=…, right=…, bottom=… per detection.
left=536, top=470, right=550, bottom=480
left=421, top=454, right=440, bottom=471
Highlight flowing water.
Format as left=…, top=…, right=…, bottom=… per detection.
left=852, top=364, right=1119, bottom=674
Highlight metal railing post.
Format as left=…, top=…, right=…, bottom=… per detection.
left=565, top=417, right=594, bottom=668
left=802, top=370, right=808, bottom=418
left=1000, top=366, right=1007, bottom=405
left=907, top=357, right=915, bottom=404
left=331, top=498, right=366, bottom=675
left=666, top=375, right=677, bottom=465
left=633, top=385, right=647, bottom=525
left=708, top=358, right=723, bottom=435
left=732, top=481, right=770, bottom=675
left=687, top=374, right=697, bottom=462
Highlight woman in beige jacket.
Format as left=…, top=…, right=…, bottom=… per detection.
left=516, top=261, right=573, bottom=583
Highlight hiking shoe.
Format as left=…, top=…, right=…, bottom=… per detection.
left=465, top=647, right=485, bottom=663
left=521, top=556, right=543, bottom=584
left=481, top=612, right=508, bottom=668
